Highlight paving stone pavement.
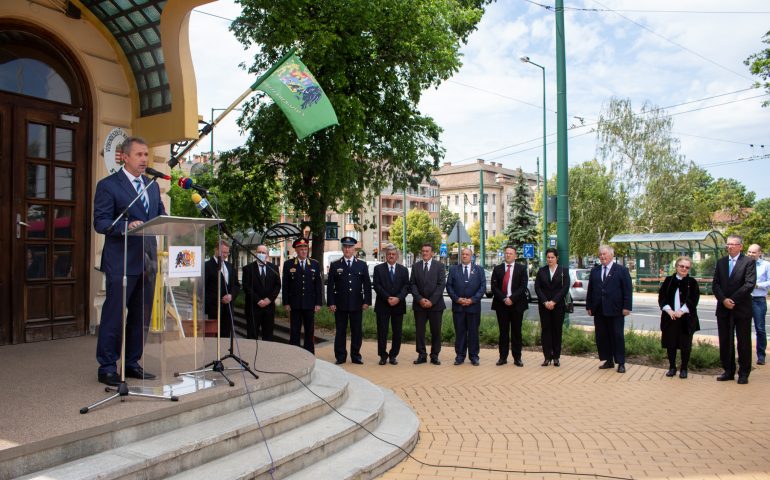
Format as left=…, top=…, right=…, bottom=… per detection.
left=314, top=340, right=770, bottom=480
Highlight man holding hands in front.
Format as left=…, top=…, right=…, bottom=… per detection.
left=446, top=247, right=486, bottom=366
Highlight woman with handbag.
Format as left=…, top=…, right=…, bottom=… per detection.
left=658, top=256, right=700, bottom=379
left=534, top=248, right=571, bottom=366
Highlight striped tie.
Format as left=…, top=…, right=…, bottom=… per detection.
left=134, top=179, right=149, bottom=214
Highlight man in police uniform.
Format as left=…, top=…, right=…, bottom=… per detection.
left=282, top=238, right=322, bottom=354
left=327, top=236, right=372, bottom=364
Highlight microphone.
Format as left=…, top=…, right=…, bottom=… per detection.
left=144, top=167, right=171, bottom=180
left=191, top=192, right=217, bottom=218
left=178, top=177, right=210, bottom=194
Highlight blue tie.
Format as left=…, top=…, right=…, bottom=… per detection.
left=389, top=266, right=395, bottom=281
left=134, top=178, right=149, bottom=214
left=729, top=258, right=735, bottom=276
left=464, top=265, right=469, bottom=281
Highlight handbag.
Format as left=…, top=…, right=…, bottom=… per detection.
left=561, top=268, right=574, bottom=313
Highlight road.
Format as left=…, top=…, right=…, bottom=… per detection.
left=392, top=292, right=721, bottom=337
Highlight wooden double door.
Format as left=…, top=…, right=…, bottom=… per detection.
left=0, top=95, right=89, bottom=344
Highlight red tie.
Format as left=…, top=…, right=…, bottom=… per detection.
left=502, top=264, right=511, bottom=294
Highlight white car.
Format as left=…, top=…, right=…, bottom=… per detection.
left=526, top=268, right=589, bottom=304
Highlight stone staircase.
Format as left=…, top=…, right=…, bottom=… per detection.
left=9, top=361, right=419, bottom=480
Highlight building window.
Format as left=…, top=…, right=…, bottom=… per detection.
left=473, top=212, right=478, bottom=221
left=492, top=211, right=496, bottom=223
left=345, top=213, right=355, bottom=224
left=484, top=193, right=488, bottom=204
left=492, top=193, right=496, bottom=205
left=455, top=195, right=459, bottom=206
left=473, top=193, right=477, bottom=204
left=345, top=230, right=360, bottom=240
left=492, top=230, right=496, bottom=236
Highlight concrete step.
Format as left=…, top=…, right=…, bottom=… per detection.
left=17, top=362, right=347, bottom=480
left=165, top=373, right=386, bottom=480
left=4, top=357, right=314, bottom=480
left=284, top=388, right=420, bottom=480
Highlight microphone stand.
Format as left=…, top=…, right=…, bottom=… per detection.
left=175, top=199, right=258, bottom=384
left=82, top=175, right=178, bottom=413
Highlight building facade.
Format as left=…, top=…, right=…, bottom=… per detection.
left=1, top=0, right=208, bottom=345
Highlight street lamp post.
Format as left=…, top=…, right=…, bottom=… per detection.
left=520, top=56, right=547, bottom=263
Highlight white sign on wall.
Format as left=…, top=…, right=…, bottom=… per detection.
left=103, top=127, right=128, bottom=175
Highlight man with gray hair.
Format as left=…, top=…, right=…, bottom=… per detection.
left=586, top=245, right=632, bottom=373
left=372, top=244, right=410, bottom=365
left=747, top=244, right=769, bottom=364
left=713, top=235, right=757, bottom=384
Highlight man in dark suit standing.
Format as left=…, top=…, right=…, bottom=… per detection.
left=241, top=244, right=281, bottom=341
left=372, top=244, right=410, bottom=365
left=327, top=236, right=372, bottom=364
left=491, top=246, right=529, bottom=366
left=282, top=238, right=322, bottom=354
left=93, top=137, right=166, bottom=386
left=713, top=235, right=757, bottom=384
left=586, top=245, right=632, bottom=373
left=204, top=240, right=240, bottom=339
left=447, top=247, right=486, bottom=366
left=410, top=243, right=447, bottom=365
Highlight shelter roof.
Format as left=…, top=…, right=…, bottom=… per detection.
left=609, top=231, right=726, bottom=253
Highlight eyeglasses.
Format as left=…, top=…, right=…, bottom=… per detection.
left=677, top=265, right=691, bottom=270
left=726, top=243, right=741, bottom=246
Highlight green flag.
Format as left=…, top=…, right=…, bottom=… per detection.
left=252, top=53, right=339, bottom=139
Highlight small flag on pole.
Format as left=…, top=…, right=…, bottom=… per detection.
left=252, top=51, right=339, bottom=139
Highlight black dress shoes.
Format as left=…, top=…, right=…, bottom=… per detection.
left=453, top=359, right=463, bottom=365
left=414, top=356, right=427, bottom=364
left=335, top=359, right=346, bottom=365
left=379, top=357, right=387, bottom=365
left=541, top=359, right=551, bottom=367
left=471, top=359, right=480, bottom=366
left=495, top=359, right=507, bottom=366
left=125, top=366, right=156, bottom=380
left=98, top=372, right=121, bottom=386
left=513, top=359, right=524, bottom=367
left=617, top=364, right=626, bottom=373
left=598, top=360, right=615, bottom=369
left=738, top=376, right=749, bottom=384
left=666, top=368, right=676, bottom=377
left=716, top=372, right=734, bottom=381
left=351, top=358, right=364, bottom=365
left=430, top=358, right=441, bottom=365
left=553, top=359, right=560, bottom=367
left=679, top=369, right=688, bottom=379
left=389, top=357, right=398, bottom=365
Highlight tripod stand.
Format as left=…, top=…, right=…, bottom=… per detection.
left=82, top=175, right=178, bottom=413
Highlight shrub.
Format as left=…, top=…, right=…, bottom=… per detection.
left=562, top=326, right=595, bottom=354
left=689, top=340, right=721, bottom=369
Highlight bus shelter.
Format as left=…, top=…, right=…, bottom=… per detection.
left=609, top=231, right=726, bottom=294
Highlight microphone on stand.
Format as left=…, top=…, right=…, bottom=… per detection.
left=144, top=167, right=171, bottom=180
left=178, top=177, right=210, bottom=195
left=191, top=192, right=217, bottom=218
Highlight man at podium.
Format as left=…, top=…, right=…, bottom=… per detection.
left=93, top=137, right=166, bottom=386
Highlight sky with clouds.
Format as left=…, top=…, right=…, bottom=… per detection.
left=189, top=0, right=770, bottom=199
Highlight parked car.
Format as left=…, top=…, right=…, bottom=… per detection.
left=484, top=269, right=493, bottom=298
left=526, top=268, right=590, bottom=304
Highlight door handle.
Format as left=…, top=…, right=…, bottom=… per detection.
left=16, top=213, right=29, bottom=239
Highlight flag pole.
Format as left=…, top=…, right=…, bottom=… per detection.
left=167, top=47, right=298, bottom=168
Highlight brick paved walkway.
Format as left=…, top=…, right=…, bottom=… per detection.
left=315, top=340, right=770, bottom=480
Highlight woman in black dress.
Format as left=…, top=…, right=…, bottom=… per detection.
left=534, top=248, right=570, bottom=366
left=658, top=256, right=700, bottom=379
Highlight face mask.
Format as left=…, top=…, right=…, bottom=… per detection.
left=256, top=253, right=267, bottom=262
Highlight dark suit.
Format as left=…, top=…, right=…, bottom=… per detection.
left=713, top=254, right=756, bottom=377
left=327, top=257, right=372, bottom=363
left=446, top=263, right=486, bottom=363
left=586, top=262, right=632, bottom=365
left=242, top=261, right=281, bottom=340
left=491, top=262, right=528, bottom=361
left=658, top=274, right=700, bottom=370
left=205, top=257, right=240, bottom=338
left=534, top=266, right=570, bottom=360
left=373, top=262, right=410, bottom=360
left=93, top=169, right=166, bottom=375
left=410, top=260, right=447, bottom=360
left=282, top=257, right=323, bottom=353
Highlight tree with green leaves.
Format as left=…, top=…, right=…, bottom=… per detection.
left=227, top=0, right=489, bottom=261
left=439, top=204, right=460, bottom=236
left=467, top=220, right=481, bottom=251
left=388, top=209, right=442, bottom=256
left=562, top=160, right=628, bottom=266
left=745, top=30, right=770, bottom=107
left=503, top=169, right=538, bottom=249
left=596, top=97, right=696, bottom=232
left=728, top=198, right=770, bottom=250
